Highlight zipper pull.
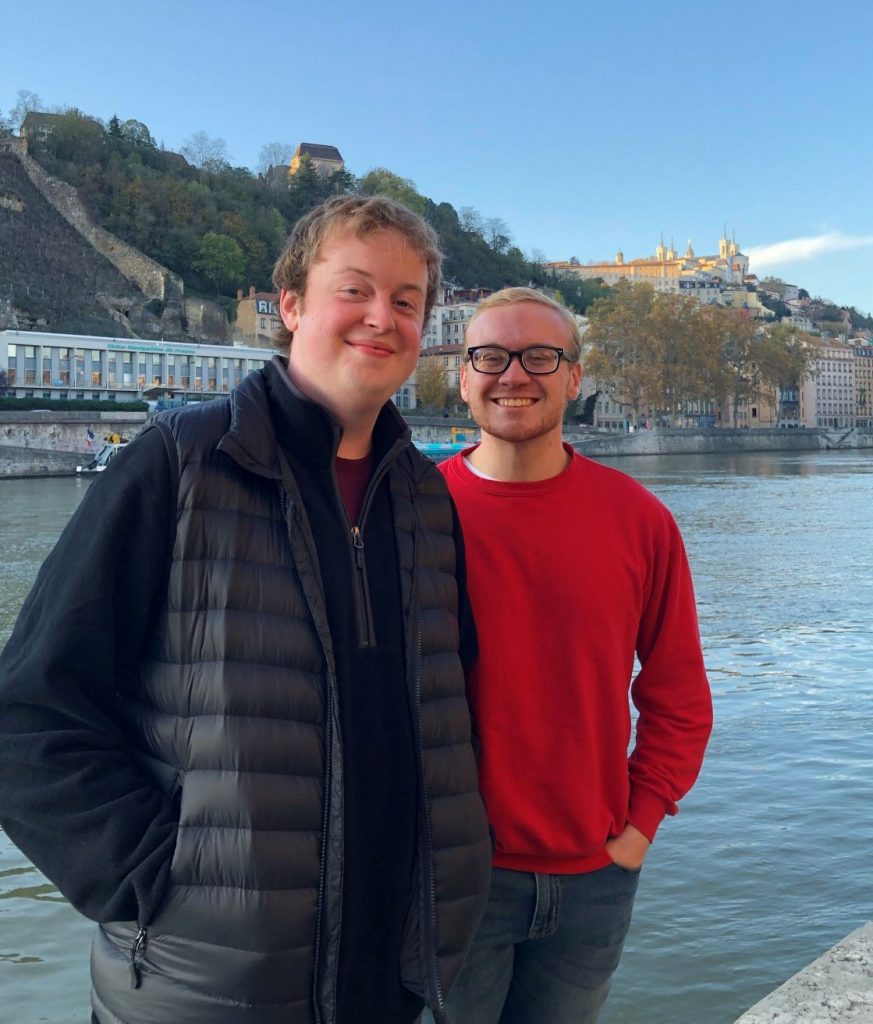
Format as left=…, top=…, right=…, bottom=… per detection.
left=351, top=525, right=365, bottom=566
left=129, top=927, right=148, bottom=989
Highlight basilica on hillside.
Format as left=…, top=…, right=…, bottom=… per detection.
left=547, top=232, right=751, bottom=302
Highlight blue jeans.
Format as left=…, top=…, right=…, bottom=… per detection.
left=426, top=863, right=639, bottom=1024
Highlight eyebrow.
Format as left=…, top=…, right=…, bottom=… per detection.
left=337, top=265, right=425, bottom=294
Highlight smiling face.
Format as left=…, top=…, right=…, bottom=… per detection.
left=461, top=301, right=582, bottom=448
left=279, top=226, right=428, bottom=429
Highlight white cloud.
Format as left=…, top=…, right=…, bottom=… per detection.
left=746, top=231, right=873, bottom=270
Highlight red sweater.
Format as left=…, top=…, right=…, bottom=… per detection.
left=441, top=447, right=712, bottom=874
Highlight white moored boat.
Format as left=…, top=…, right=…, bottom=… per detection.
left=76, top=442, right=127, bottom=474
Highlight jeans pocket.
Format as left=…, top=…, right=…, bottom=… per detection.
left=607, top=858, right=643, bottom=877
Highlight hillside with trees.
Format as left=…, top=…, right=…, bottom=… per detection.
left=0, top=97, right=606, bottom=330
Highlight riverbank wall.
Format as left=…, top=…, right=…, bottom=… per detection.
left=733, top=922, right=873, bottom=1023
left=569, top=426, right=873, bottom=458
left=0, top=445, right=82, bottom=477
left=0, top=410, right=148, bottom=478
left=2, top=415, right=871, bottom=478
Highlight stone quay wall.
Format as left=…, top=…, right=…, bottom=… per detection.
left=733, top=922, right=873, bottom=1023
left=0, top=445, right=82, bottom=478
left=0, top=412, right=149, bottom=476
left=568, top=427, right=873, bottom=458
left=3, top=417, right=870, bottom=477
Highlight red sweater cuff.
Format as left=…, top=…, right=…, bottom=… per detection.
left=627, top=787, right=675, bottom=843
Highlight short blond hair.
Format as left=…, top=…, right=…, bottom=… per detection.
left=272, top=195, right=442, bottom=346
left=465, top=287, right=582, bottom=362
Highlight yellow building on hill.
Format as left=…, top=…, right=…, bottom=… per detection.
left=548, top=233, right=750, bottom=299
left=289, top=144, right=344, bottom=178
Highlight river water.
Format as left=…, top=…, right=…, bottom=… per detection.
left=1, top=451, right=872, bottom=1024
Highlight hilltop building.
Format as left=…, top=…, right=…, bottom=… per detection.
left=289, top=144, right=344, bottom=178
left=548, top=233, right=751, bottom=300
left=20, top=112, right=65, bottom=143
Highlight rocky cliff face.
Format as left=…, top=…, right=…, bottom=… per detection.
left=0, top=138, right=228, bottom=342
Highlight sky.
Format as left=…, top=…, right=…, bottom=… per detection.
left=4, top=0, right=873, bottom=314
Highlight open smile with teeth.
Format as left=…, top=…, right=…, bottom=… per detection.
left=494, top=397, right=537, bottom=407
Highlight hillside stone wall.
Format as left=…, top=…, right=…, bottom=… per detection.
left=0, top=147, right=145, bottom=332
left=0, top=138, right=230, bottom=341
left=13, top=145, right=184, bottom=304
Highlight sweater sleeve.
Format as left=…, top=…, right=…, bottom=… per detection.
left=0, top=427, right=180, bottom=926
left=627, top=513, right=713, bottom=842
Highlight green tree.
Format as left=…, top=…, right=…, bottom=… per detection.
left=584, top=281, right=661, bottom=426
left=121, top=119, right=157, bottom=150
left=285, top=156, right=326, bottom=216
left=415, top=357, right=448, bottom=411
left=752, top=324, right=814, bottom=425
left=718, top=309, right=759, bottom=427
left=645, top=292, right=706, bottom=424
left=359, top=167, right=426, bottom=216
left=193, top=232, right=246, bottom=295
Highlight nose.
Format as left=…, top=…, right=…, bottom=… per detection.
left=364, top=294, right=395, bottom=332
left=498, top=353, right=531, bottom=384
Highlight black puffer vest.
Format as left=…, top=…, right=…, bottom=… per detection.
left=89, top=372, right=491, bottom=1024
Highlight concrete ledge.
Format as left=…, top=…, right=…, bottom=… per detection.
left=734, top=924, right=873, bottom=1023
left=568, top=427, right=832, bottom=458
left=0, top=445, right=82, bottom=478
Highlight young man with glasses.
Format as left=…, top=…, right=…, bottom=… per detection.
left=431, top=287, right=712, bottom=1024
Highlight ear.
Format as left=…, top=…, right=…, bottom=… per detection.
left=279, top=289, right=302, bottom=333
left=567, top=361, right=583, bottom=401
left=459, top=361, right=470, bottom=403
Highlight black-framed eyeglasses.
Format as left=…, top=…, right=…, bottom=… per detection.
left=466, top=345, right=571, bottom=375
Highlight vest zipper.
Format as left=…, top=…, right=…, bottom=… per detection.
left=335, top=455, right=394, bottom=649
left=128, top=927, right=148, bottom=989
left=349, top=524, right=374, bottom=648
